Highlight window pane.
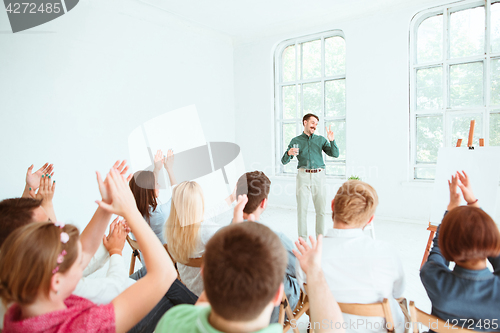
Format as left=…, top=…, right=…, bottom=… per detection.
left=283, top=85, right=296, bottom=119
left=415, top=167, right=436, bottom=180
left=325, top=36, right=345, bottom=76
left=325, top=79, right=346, bottom=117
left=326, top=164, right=346, bottom=177
left=492, top=59, right=500, bottom=106
left=450, top=6, right=485, bottom=59
left=302, top=40, right=321, bottom=79
left=416, top=67, right=442, bottom=110
left=283, top=123, right=296, bottom=155
left=282, top=45, right=296, bottom=82
left=284, top=162, right=298, bottom=174
left=325, top=120, right=346, bottom=160
left=490, top=113, right=500, bottom=146
left=416, top=116, right=443, bottom=163
left=302, top=82, right=321, bottom=116
left=450, top=114, right=483, bottom=147
left=450, top=62, right=483, bottom=108
left=417, top=15, right=443, bottom=63
left=492, top=3, right=500, bottom=53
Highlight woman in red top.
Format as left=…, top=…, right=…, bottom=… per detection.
left=0, top=167, right=177, bottom=333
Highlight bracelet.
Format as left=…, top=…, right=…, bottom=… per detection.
left=467, top=199, right=479, bottom=205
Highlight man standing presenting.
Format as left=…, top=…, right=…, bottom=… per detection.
left=281, top=113, right=339, bottom=239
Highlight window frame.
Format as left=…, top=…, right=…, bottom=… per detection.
left=409, top=0, right=500, bottom=181
left=274, top=30, right=347, bottom=178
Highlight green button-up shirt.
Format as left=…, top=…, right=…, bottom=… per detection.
left=281, top=132, right=339, bottom=169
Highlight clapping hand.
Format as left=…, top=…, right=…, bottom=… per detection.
left=32, top=173, right=56, bottom=202
left=103, top=217, right=129, bottom=256
left=326, top=125, right=335, bottom=142
left=163, top=149, right=174, bottom=170
left=96, top=168, right=138, bottom=219
left=293, top=235, right=323, bottom=275
left=456, top=171, right=477, bottom=205
left=447, top=173, right=461, bottom=211
left=26, top=163, right=54, bottom=192
left=96, top=160, right=132, bottom=205
left=154, top=150, right=164, bottom=173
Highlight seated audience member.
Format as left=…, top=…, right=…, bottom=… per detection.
left=157, top=221, right=345, bottom=333
left=165, top=181, right=234, bottom=296
left=235, top=171, right=300, bottom=323
left=296, top=180, right=406, bottom=333
left=0, top=168, right=177, bottom=332
left=0, top=162, right=196, bottom=333
left=129, top=149, right=176, bottom=280
left=420, top=171, right=500, bottom=330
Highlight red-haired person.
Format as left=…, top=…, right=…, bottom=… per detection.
left=420, top=171, right=500, bottom=330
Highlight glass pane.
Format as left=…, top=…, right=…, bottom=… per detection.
left=325, top=36, right=346, bottom=76
left=450, top=62, right=483, bottom=108
left=325, top=80, right=346, bottom=117
left=450, top=6, right=485, bottom=59
left=490, top=113, right=500, bottom=146
left=283, top=85, right=296, bottom=119
left=416, top=67, right=442, bottom=110
left=282, top=45, right=296, bottom=82
left=415, top=167, right=436, bottom=180
left=302, top=82, right=321, bottom=116
left=284, top=162, right=298, bottom=174
left=417, top=15, right=443, bottom=63
left=492, top=3, right=500, bottom=53
left=302, top=40, right=321, bottom=79
left=326, top=164, right=346, bottom=177
left=416, top=117, right=443, bottom=163
left=283, top=123, right=296, bottom=155
left=450, top=114, right=483, bottom=147
left=325, top=120, right=346, bottom=160
left=492, top=59, right=500, bottom=106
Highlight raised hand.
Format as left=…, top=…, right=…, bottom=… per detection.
left=96, top=168, right=139, bottom=219
left=33, top=174, right=56, bottom=202
left=97, top=160, right=132, bottom=204
left=326, top=125, right=335, bottom=142
left=447, top=173, right=461, bottom=211
left=112, top=160, right=132, bottom=182
left=103, top=217, right=128, bottom=256
left=26, top=163, right=54, bottom=191
left=154, top=150, right=164, bottom=173
left=233, top=194, right=255, bottom=223
left=293, top=235, right=323, bottom=275
left=457, top=170, right=477, bottom=205
left=163, top=149, right=174, bottom=170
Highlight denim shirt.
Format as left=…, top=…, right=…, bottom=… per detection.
left=420, top=213, right=500, bottom=331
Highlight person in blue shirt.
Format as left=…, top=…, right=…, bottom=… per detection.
left=420, top=171, right=500, bottom=332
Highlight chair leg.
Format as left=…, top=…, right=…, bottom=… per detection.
left=129, top=253, right=136, bottom=276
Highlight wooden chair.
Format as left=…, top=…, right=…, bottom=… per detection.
left=126, top=235, right=141, bottom=276
left=409, top=301, right=499, bottom=333
left=337, top=298, right=395, bottom=332
left=278, top=289, right=310, bottom=333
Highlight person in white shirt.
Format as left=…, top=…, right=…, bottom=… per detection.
left=296, top=180, right=406, bottom=333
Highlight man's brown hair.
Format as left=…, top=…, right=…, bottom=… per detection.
left=236, top=171, right=271, bottom=214
left=439, top=206, right=500, bottom=262
left=203, top=222, right=286, bottom=321
left=303, top=113, right=319, bottom=126
left=333, top=180, right=378, bottom=227
left=0, top=198, right=43, bottom=247
left=0, top=222, right=80, bottom=307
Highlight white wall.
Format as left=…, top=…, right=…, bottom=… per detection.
left=0, top=0, right=235, bottom=230
left=233, top=0, right=497, bottom=224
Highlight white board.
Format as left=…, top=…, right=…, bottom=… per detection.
left=429, top=147, right=500, bottom=225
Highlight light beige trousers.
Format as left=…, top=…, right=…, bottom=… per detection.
left=296, top=169, right=326, bottom=239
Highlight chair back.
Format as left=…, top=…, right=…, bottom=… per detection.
left=126, top=235, right=141, bottom=276
left=409, top=301, right=499, bottom=333
left=279, top=289, right=310, bottom=333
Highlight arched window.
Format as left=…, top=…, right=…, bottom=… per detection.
left=410, top=0, right=500, bottom=180
left=274, top=31, right=346, bottom=177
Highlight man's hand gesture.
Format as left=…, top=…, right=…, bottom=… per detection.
left=326, top=125, right=335, bottom=142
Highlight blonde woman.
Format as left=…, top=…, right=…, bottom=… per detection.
left=165, top=181, right=234, bottom=296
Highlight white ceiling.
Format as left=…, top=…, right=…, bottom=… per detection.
left=137, top=0, right=443, bottom=39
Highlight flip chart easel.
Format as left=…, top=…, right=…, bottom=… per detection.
left=420, top=120, right=488, bottom=268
